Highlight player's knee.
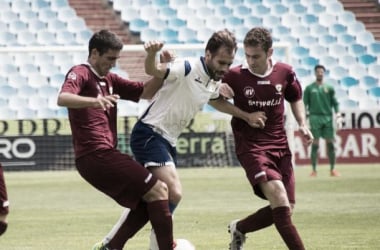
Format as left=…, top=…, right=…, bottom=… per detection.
left=146, top=180, right=169, bottom=202
left=169, top=188, right=182, bottom=204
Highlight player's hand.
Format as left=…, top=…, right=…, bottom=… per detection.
left=299, top=125, right=314, bottom=146
left=160, top=49, right=175, bottom=63
left=95, top=94, right=120, bottom=110
left=336, top=114, right=343, bottom=130
left=246, top=111, right=267, bottom=129
left=144, top=40, right=164, bottom=54
left=219, top=83, right=234, bottom=99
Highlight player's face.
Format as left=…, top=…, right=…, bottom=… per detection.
left=244, top=45, right=273, bottom=75
left=92, top=49, right=120, bottom=76
left=315, top=68, right=325, bottom=82
left=205, top=46, right=235, bottom=81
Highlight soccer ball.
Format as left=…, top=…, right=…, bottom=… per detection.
left=175, top=238, right=196, bottom=250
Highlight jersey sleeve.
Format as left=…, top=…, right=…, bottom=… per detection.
left=165, top=59, right=188, bottom=83
left=111, top=73, right=144, bottom=102
left=60, top=65, right=86, bottom=95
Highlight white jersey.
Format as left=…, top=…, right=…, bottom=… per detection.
left=141, top=57, right=220, bottom=146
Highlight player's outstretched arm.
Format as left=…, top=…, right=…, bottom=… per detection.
left=57, top=92, right=119, bottom=110
left=144, top=40, right=167, bottom=79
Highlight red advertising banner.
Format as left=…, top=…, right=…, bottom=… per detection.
left=293, top=128, right=380, bottom=165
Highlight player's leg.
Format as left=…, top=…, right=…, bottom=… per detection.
left=309, top=116, right=322, bottom=176
left=76, top=150, right=173, bottom=250
left=0, top=163, right=9, bottom=236
left=323, top=120, right=340, bottom=176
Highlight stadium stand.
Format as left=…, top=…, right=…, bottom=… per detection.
left=0, top=0, right=380, bottom=120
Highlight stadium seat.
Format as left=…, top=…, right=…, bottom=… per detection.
left=151, top=0, right=169, bottom=7
left=36, top=108, right=57, bottom=119
left=159, top=28, right=179, bottom=43
left=318, top=13, right=337, bottom=27
left=18, top=9, right=39, bottom=23
left=325, top=1, right=344, bottom=14
left=348, top=64, right=368, bottom=80
left=1, top=10, right=19, bottom=22
left=56, top=30, right=78, bottom=45
left=128, top=18, right=149, bottom=32
left=0, top=85, right=18, bottom=98
left=0, top=63, right=19, bottom=75
left=66, top=18, right=88, bottom=33
left=140, top=28, right=160, bottom=42
left=38, top=9, right=57, bottom=23
left=17, top=31, right=39, bottom=46
left=291, top=46, right=309, bottom=59
left=167, top=17, right=186, bottom=30
left=348, top=86, right=369, bottom=102
left=290, top=25, right=309, bottom=38
left=298, top=35, right=318, bottom=47
left=367, top=42, right=380, bottom=55
left=57, top=6, right=77, bottom=22
left=36, top=30, right=58, bottom=46
left=309, top=24, right=329, bottom=37
left=300, top=56, right=319, bottom=68
left=329, top=24, right=347, bottom=36
left=368, top=86, right=380, bottom=101
left=244, top=16, right=263, bottom=28
left=288, top=3, right=307, bottom=14
left=17, top=107, right=37, bottom=120
left=17, top=85, right=38, bottom=99
left=159, top=6, right=177, bottom=19
left=56, top=107, right=68, bottom=118
left=337, top=33, right=356, bottom=46
left=359, top=75, right=379, bottom=90
left=368, top=64, right=380, bottom=77
left=205, top=16, right=225, bottom=30
left=225, top=16, right=244, bottom=30
left=76, top=29, right=93, bottom=44
left=338, top=54, right=357, bottom=68
left=348, top=43, right=367, bottom=56
left=28, top=96, right=49, bottom=110
left=170, top=0, right=188, bottom=8
left=215, top=5, right=233, bottom=16
left=11, top=0, right=30, bottom=12
left=178, top=27, right=198, bottom=43
left=47, top=19, right=67, bottom=33
left=295, top=67, right=310, bottom=78
left=270, top=3, right=289, bottom=15
left=50, top=0, right=69, bottom=11
left=8, top=20, right=28, bottom=33
left=337, top=11, right=356, bottom=26
left=300, top=14, right=318, bottom=26
left=30, top=0, right=50, bottom=11
left=49, top=73, right=66, bottom=87
left=347, top=21, right=366, bottom=35
left=358, top=54, right=377, bottom=65
left=140, top=6, right=159, bottom=20
left=355, top=31, right=375, bottom=46
left=329, top=65, right=348, bottom=79
left=281, top=14, right=300, bottom=27
left=262, top=15, right=281, bottom=28
left=6, top=75, right=28, bottom=88
left=120, top=7, right=140, bottom=22
left=28, top=74, right=49, bottom=88
left=28, top=19, right=47, bottom=33
left=19, top=63, right=40, bottom=76
left=308, top=3, right=326, bottom=13
left=340, top=76, right=359, bottom=89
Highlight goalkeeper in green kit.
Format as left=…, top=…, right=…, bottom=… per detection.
left=303, top=65, right=342, bottom=177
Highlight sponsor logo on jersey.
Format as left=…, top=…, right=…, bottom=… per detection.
left=257, top=80, right=270, bottom=85
left=244, top=86, right=255, bottom=98
left=68, top=72, right=76, bottom=80
left=275, top=84, right=282, bottom=95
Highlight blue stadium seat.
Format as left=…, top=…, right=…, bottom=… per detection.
left=215, top=5, right=233, bottom=16
left=325, top=1, right=344, bottom=14
left=338, top=54, right=357, bottom=68
left=355, top=31, right=375, bottom=46
left=329, top=65, right=347, bottom=79
left=205, top=16, right=225, bottom=30
left=49, top=73, right=66, bottom=88
left=308, top=3, right=325, bottom=14
left=159, top=6, right=177, bottom=19
left=367, top=42, right=380, bottom=55
left=19, top=63, right=40, bottom=76
left=151, top=0, right=169, bottom=7
left=367, top=63, right=380, bottom=77
left=291, top=46, right=309, bottom=59
left=30, top=0, right=50, bottom=11
left=57, top=6, right=77, bottom=22
left=289, top=3, right=307, bottom=14
left=36, top=30, right=58, bottom=46
left=368, top=87, right=380, bottom=101
left=17, top=31, right=39, bottom=46
left=167, top=17, right=186, bottom=29
left=309, top=24, right=328, bottom=37
left=317, top=13, right=337, bottom=27
left=337, top=11, right=356, bottom=25
left=38, top=9, right=57, bottom=23
left=1, top=10, right=19, bottom=22
left=50, top=0, right=69, bottom=11
left=159, top=28, right=179, bottom=43
left=359, top=75, right=378, bottom=90
left=298, top=35, right=318, bottom=47
left=11, top=0, right=30, bottom=12
left=301, top=56, right=319, bottom=68
left=244, top=16, right=263, bottom=28
left=28, top=19, right=47, bottom=33
left=348, top=43, right=367, bottom=56
left=178, top=27, right=198, bottom=43
left=347, top=21, right=366, bottom=35
left=0, top=85, right=18, bottom=98
left=329, top=23, right=347, bottom=36
left=233, top=5, right=252, bottom=16
left=140, top=6, right=159, bottom=20
left=319, top=34, right=337, bottom=47
left=0, top=63, right=19, bottom=74
left=47, top=19, right=67, bottom=32
left=8, top=20, right=28, bottom=32
left=358, top=54, right=377, bottom=65
left=66, top=18, right=88, bottom=33
left=171, top=0, right=188, bottom=7
left=339, top=98, right=358, bottom=109
left=120, top=7, right=140, bottom=22
left=225, top=16, right=244, bottom=30
left=300, top=14, right=318, bottom=26
left=129, top=18, right=149, bottom=32
left=195, top=6, right=214, bottom=18
left=76, top=29, right=93, bottom=44
left=340, top=76, right=359, bottom=89
left=56, top=30, right=78, bottom=45
left=18, top=9, right=39, bottom=23
left=251, top=4, right=270, bottom=15
left=140, top=28, right=160, bottom=42
left=271, top=3, right=289, bottom=15
left=337, top=33, right=356, bottom=46
left=295, top=67, right=310, bottom=78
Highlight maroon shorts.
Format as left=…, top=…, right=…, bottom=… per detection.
left=0, top=163, right=9, bottom=215
left=76, top=149, right=158, bottom=210
left=237, top=149, right=296, bottom=204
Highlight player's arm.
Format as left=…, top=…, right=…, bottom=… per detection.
left=140, top=49, right=175, bottom=99
left=57, top=92, right=119, bottom=111
left=290, top=99, right=314, bottom=145
left=208, top=97, right=266, bottom=128
left=144, top=40, right=168, bottom=79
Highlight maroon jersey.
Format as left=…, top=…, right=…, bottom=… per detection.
left=60, top=64, right=144, bottom=158
left=223, top=62, right=302, bottom=154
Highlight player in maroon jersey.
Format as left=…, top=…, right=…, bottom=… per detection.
left=222, top=27, right=314, bottom=250
left=57, top=30, right=174, bottom=250
left=0, top=163, right=9, bottom=236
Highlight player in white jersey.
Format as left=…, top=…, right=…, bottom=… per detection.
left=130, top=30, right=266, bottom=249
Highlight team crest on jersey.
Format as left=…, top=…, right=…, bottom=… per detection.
left=275, top=84, right=282, bottom=94
left=194, top=76, right=202, bottom=84
left=68, top=72, right=77, bottom=80
left=244, top=86, right=255, bottom=98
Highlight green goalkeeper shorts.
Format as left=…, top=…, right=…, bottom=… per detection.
left=309, top=115, right=335, bottom=139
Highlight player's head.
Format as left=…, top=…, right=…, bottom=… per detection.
left=243, top=27, right=273, bottom=75
left=88, top=29, right=123, bottom=76
left=204, top=29, right=237, bottom=80
left=314, top=64, right=326, bottom=82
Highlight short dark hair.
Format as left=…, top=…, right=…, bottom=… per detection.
left=205, top=29, right=237, bottom=55
left=88, top=29, right=123, bottom=56
left=243, top=27, right=273, bottom=53
left=314, top=64, right=326, bottom=72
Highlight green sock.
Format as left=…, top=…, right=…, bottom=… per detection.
left=327, top=142, right=336, bottom=171
left=311, top=144, right=319, bottom=172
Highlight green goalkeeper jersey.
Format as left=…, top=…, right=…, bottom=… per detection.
left=303, top=82, right=339, bottom=116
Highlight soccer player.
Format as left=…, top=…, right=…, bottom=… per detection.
left=0, top=163, right=9, bottom=236
left=303, top=64, right=342, bottom=177
left=222, top=27, right=314, bottom=250
left=130, top=30, right=265, bottom=249
left=57, top=29, right=175, bottom=250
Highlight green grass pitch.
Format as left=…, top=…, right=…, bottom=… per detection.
left=1, top=164, right=380, bottom=249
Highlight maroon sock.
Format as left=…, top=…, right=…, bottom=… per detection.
left=147, top=200, right=173, bottom=250
left=108, top=202, right=149, bottom=249
left=237, top=206, right=273, bottom=233
left=0, top=221, right=7, bottom=236
left=272, top=206, right=305, bottom=250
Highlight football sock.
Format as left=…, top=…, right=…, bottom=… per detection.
left=169, top=201, right=177, bottom=214
left=237, top=205, right=273, bottom=233
left=147, top=200, right=173, bottom=250
left=107, top=203, right=149, bottom=249
left=272, top=206, right=305, bottom=250
left=311, top=144, right=319, bottom=171
left=0, top=221, right=7, bottom=236
left=327, top=142, right=336, bottom=170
